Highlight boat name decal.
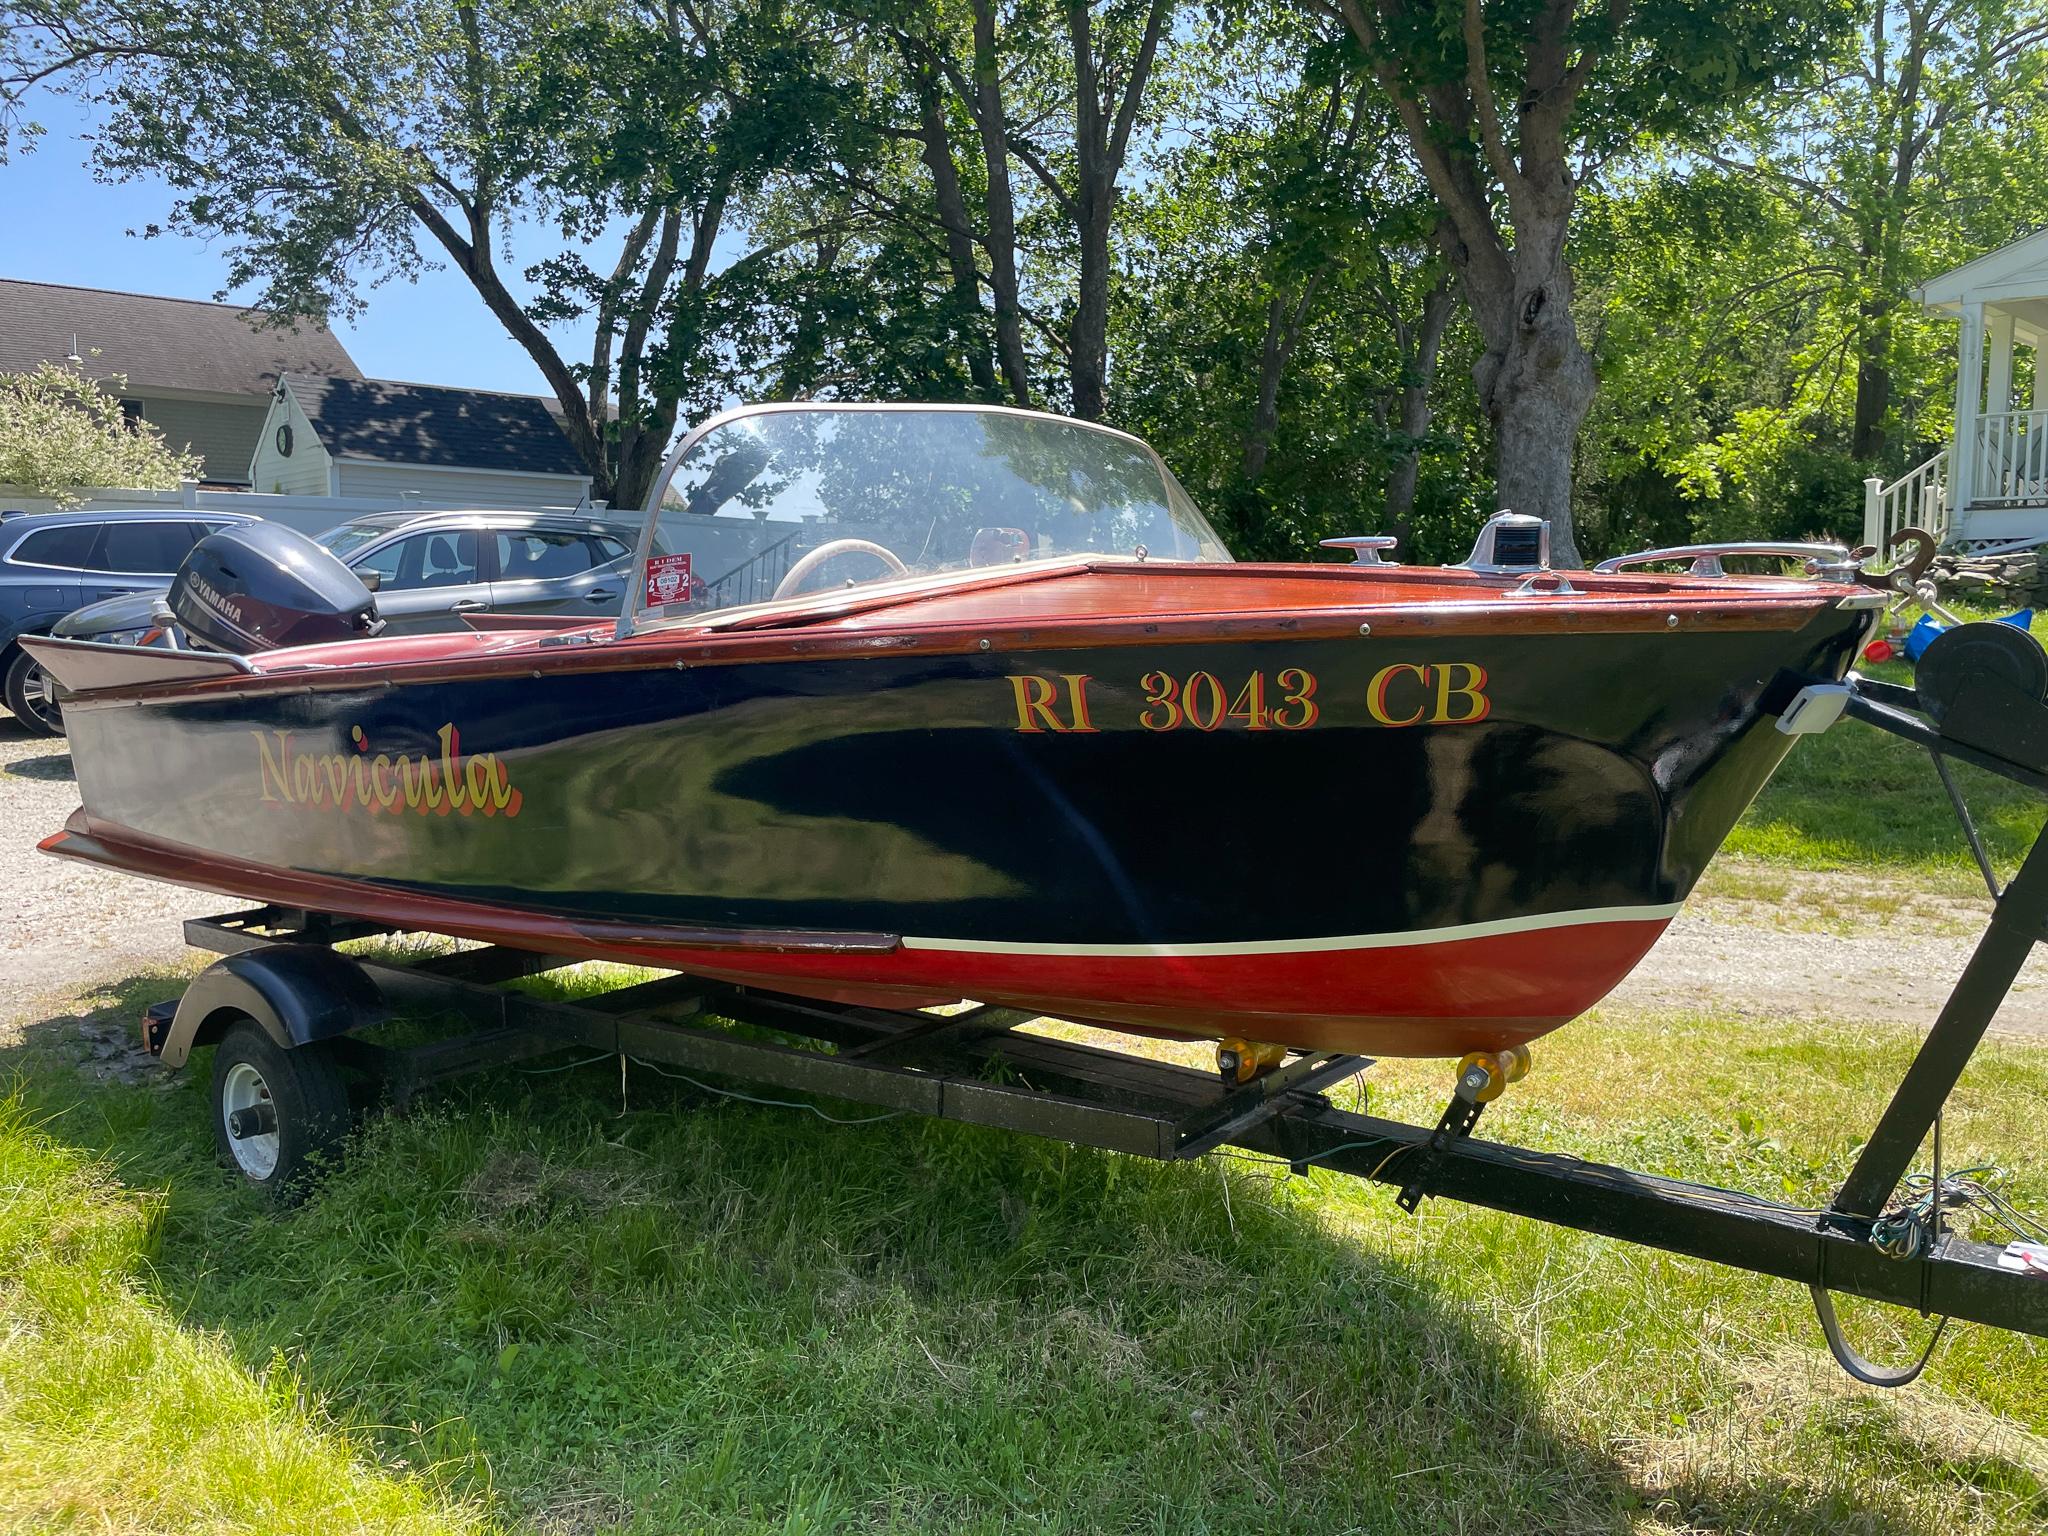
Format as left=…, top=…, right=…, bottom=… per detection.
left=254, top=724, right=523, bottom=816
left=1007, top=665, right=1489, bottom=734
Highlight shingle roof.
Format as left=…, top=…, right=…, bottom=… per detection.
left=282, top=373, right=588, bottom=478
left=0, top=279, right=361, bottom=396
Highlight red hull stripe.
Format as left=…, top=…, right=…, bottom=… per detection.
left=899, top=902, right=1682, bottom=957
left=712, top=916, right=1675, bottom=1048
left=40, top=818, right=1674, bottom=1056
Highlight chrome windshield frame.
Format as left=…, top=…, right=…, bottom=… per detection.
left=616, top=400, right=1216, bottom=638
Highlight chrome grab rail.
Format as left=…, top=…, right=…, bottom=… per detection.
left=1593, top=541, right=1858, bottom=579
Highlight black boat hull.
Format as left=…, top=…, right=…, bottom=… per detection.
left=44, top=604, right=1866, bottom=1055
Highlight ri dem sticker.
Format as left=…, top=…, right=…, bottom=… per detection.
left=645, top=551, right=696, bottom=607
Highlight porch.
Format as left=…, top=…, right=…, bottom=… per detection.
left=1863, top=226, right=2048, bottom=556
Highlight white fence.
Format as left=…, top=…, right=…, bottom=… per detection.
left=0, top=480, right=609, bottom=538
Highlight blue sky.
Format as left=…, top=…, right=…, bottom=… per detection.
left=0, top=93, right=558, bottom=396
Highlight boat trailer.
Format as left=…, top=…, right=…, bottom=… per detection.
left=140, top=629, right=2048, bottom=1386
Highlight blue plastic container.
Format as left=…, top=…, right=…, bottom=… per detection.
left=1902, top=607, right=2033, bottom=664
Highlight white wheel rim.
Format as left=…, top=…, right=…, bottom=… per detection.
left=222, top=1061, right=280, bottom=1179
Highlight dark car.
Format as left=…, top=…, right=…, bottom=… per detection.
left=0, top=507, right=259, bottom=735
left=35, top=509, right=647, bottom=735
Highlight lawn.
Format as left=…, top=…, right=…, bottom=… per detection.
left=3, top=971, right=2048, bottom=1534
left=1724, top=620, right=2048, bottom=888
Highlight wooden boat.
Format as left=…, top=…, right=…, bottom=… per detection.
left=28, top=403, right=1880, bottom=1059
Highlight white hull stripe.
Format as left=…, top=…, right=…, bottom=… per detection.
left=900, top=901, right=1684, bottom=959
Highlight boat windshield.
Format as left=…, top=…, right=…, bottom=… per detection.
left=625, top=404, right=1230, bottom=628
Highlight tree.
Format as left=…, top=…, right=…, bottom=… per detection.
left=1707, top=0, right=2048, bottom=465
left=1114, top=21, right=1478, bottom=558
left=1321, top=0, right=1851, bottom=562
left=0, top=0, right=844, bottom=508
left=1570, top=171, right=1858, bottom=553
left=805, top=0, right=1180, bottom=417
left=1563, top=2, right=2048, bottom=559
left=0, top=362, right=201, bottom=501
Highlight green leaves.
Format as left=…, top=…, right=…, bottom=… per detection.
left=0, top=362, right=203, bottom=501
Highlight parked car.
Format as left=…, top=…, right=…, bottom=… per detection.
left=0, top=507, right=259, bottom=736
left=32, top=509, right=648, bottom=735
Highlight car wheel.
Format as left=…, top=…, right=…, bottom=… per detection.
left=209, top=1020, right=354, bottom=1201
left=3, top=648, right=62, bottom=737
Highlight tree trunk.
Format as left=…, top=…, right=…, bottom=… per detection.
left=1332, top=0, right=1617, bottom=568
left=1063, top=0, right=1165, bottom=421
left=1852, top=304, right=1892, bottom=462
left=1471, top=259, right=1594, bottom=567
left=915, top=72, right=998, bottom=395
left=1383, top=273, right=1455, bottom=527
left=1241, top=276, right=1322, bottom=483
left=1070, top=192, right=1112, bottom=419
left=1067, top=3, right=1109, bottom=420
left=969, top=0, right=1033, bottom=406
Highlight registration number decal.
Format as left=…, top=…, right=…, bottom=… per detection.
left=1006, top=666, right=1489, bottom=734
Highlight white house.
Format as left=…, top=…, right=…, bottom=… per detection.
left=250, top=373, right=595, bottom=510
left=1866, top=227, right=2048, bottom=555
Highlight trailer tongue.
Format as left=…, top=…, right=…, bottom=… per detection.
left=133, top=620, right=2048, bottom=1387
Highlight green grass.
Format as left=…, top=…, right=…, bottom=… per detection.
left=4, top=971, right=2048, bottom=1533
left=1727, top=619, right=2048, bottom=887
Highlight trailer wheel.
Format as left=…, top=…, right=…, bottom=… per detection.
left=210, top=1019, right=352, bottom=1198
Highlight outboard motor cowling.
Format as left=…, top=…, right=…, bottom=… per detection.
left=170, top=523, right=381, bottom=655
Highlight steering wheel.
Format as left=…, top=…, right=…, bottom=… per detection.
left=773, top=539, right=909, bottom=599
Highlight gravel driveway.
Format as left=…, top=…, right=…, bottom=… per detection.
left=1, top=719, right=216, bottom=1015
left=5, top=710, right=2048, bottom=1037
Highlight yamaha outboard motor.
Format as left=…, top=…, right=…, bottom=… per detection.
left=170, top=523, right=382, bottom=655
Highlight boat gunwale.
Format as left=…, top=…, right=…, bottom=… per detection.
left=47, top=557, right=1864, bottom=713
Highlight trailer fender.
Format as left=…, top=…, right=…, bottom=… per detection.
left=161, top=946, right=387, bottom=1068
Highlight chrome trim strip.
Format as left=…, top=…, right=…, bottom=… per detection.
left=900, top=901, right=1683, bottom=958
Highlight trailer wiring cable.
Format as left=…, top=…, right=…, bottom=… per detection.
left=1210, top=1139, right=1843, bottom=1218
left=1206, top=1141, right=1406, bottom=1180
left=624, top=1053, right=912, bottom=1125
left=1873, top=1164, right=2048, bottom=1258
left=511, top=1048, right=911, bottom=1124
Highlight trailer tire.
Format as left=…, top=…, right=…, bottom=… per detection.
left=209, top=1019, right=352, bottom=1200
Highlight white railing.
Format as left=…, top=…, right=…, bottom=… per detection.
left=1974, top=409, right=2048, bottom=507
left=1863, top=450, right=1948, bottom=553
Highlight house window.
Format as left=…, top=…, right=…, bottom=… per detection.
left=118, top=399, right=144, bottom=430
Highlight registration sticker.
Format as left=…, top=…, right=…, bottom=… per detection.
left=645, top=552, right=695, bottom=607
